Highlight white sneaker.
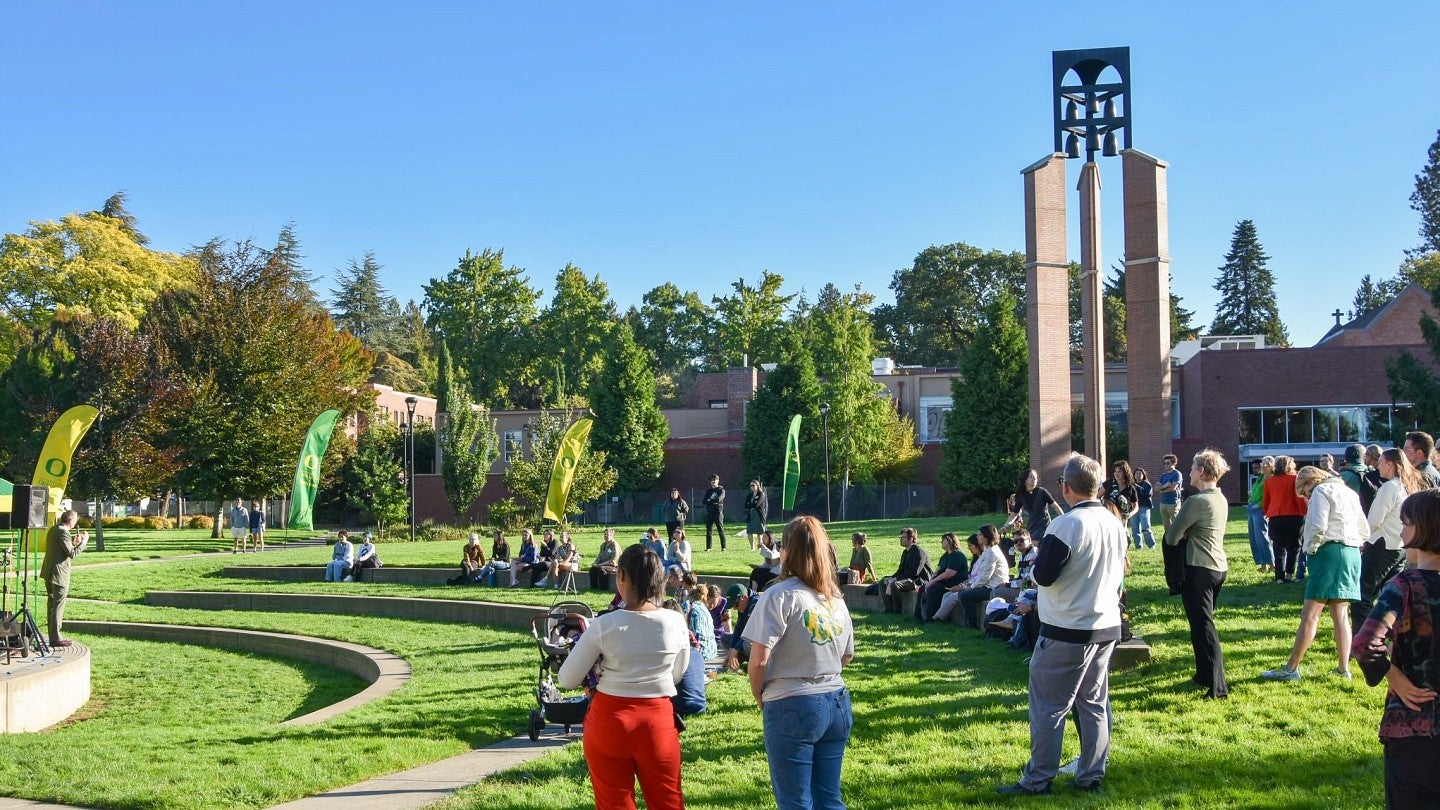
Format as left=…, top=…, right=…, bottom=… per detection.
left=535, top=578, right=550, bottom=588
left=1058, top=758, right=1079, bottom=775
left=342, top=575, right=353, bottom=582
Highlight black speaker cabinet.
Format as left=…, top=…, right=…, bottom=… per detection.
left=11, top=484, right=49, bottom=530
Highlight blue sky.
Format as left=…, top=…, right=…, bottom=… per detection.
left=1, top=2, right=1435, bottom=348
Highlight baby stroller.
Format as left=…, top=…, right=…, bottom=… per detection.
left=527, top=600, right=594, bottom=741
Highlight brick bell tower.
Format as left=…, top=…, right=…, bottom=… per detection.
left=1023, top=47, right=1172, bottom=484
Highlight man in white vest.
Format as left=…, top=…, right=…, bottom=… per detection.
left=998, top=452, right=1126, bottom=796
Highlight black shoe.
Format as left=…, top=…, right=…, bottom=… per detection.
left=1072, top=780, right=1102, bottom=793
left=995, top=782, right=1051, bottom=796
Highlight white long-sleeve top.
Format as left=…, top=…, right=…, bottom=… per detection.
left=1366, top=477, right=1412, bottom=551
left=557, top=608, right=690, bottom=698
left=1303, top=478, right=1369, bottom=555
left=965, top=545, right=1010, bottom=590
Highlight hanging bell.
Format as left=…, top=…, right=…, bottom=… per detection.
left=1103, top=130, right=1120, bottom=157
left=1085, top=129, right=1100, bottom=154
left=1066, top=100, right=1080, bottom=120
left=1105, top=98, right=1119, bottom=120
left=1065, top=133, right=1081, bottom=158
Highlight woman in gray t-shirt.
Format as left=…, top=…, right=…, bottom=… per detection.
left=743, top=515, right=855, bottom=810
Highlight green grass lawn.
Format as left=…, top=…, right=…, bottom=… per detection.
left=8, top=509, right=1392, bottom=808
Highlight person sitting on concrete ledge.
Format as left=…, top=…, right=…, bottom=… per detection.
left=590, top=527, right=620, bottom=591
left=840, top=532, right=877, bottom=585
left=475, top=531, right=511, bottom=586
left=352, top=533, right=381, bottom=579
left=881, top=527, right=931, bottom=615
left=325, top=531, right=354, bottom=582
left=454, top=533, right=486, bottom=585
left=665, top=528, right=693, bottom=578
left=540, top=531, right=580, bottom=588
left=509, top=531, right=540, bottom=587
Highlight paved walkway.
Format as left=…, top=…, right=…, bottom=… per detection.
left=268, top=732, right=576, bottom=809
left=0, top=731, right=577, bottom=810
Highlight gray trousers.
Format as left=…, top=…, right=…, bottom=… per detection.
left=1021, top=636, right=1115, bottom=791
left=46, top=579, right=69, bottom=643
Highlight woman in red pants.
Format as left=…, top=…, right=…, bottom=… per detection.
left=559, top=543, right=691, bottom=810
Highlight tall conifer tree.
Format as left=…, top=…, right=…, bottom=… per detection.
left=1209, top=219, right=1289, bottom=346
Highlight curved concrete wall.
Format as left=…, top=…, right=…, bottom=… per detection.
left=2, top=643, right=91, bottom=733
left=64, top=621, right=411, bottom=725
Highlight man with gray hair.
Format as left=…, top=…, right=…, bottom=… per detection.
left=998, top=453, right=1127, bottom=796
left=40, top=509, right=88, bottom=648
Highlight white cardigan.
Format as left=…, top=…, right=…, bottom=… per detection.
left=1303, top=479, right=1369, bottom=555
left=1366, top=477, right=1411, bottom=551
left=966, top=545, right=1010, bottom=590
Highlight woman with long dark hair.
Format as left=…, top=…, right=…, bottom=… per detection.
left=744, top=516, right=855, bottom=810
left=1007, top=469, right=1062, bottom=538
left=559, top=544, right=690, bottom=810
left=746, top=480, right=769, bottom=550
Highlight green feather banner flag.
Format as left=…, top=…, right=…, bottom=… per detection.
left=289, top=410, right=341, bottom=531
left=782, top=414, right=802, bottom=511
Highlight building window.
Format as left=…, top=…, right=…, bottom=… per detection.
left=1237, top=403, right=1415, bottom=450
left=708, top=400, right=728, bottom=409
left=918, top=396, right=951, bottom=444
left=502, top=430, right=522, bottom=463
left=1171, top=393, right=1181, bottom=439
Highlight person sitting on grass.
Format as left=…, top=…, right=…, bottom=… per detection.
left=919, top=533, right=970, bottom=623
left=702, top=584, right=730, bottom=647
left=666, top=528, right=693, bottom=577
left=685, top=583, right=719, bottom=662
left=663, top=598, right=710, bottom=719
left=751, top=530, right=782, bottom=591
left=352, top=532, right=381, bottom=578
left=509, top=530, right=540, bottom=587
left=723, top=584, right=759, bottom=672
left=325, top=531, right=354, bottom=582
left=641, top=527, right=667, bottom=561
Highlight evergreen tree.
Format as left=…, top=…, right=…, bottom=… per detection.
left=741, top=327, right=823, bottom=486
left=437, top=340, right=499, bottom=523
left=941, top=290, right=1029, bottom=505
left=1103, top=264, right=1127, bottom=362
left=343, top=417, right=408, bottom=535
left=1349, top=274, right=1404, bottom=319
left=1210, top=219, right=1289, bottom=346
left=590, top=322, right=669, bottom=492
left=1411, top=129, right=1440, bottom=257
left=331, top=251, right=400, bottom=350
left=97, top=191, right=148, bottom=245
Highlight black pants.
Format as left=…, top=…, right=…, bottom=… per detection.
left=1180, top=565, right=1228, bottom=698
left=1269, top=515, right=1304, bottom=581
left=921, top=584, right=948, bottom=622
left=1384, top=735, right=1440, bottom=809
left=1353, top=542, right=1406, bottom=634
left=751, top=567, right=778, bottom=591
left=665, top=521, right=683, bottom=542
left=957, top=587, right=994, bottom=628
left=881, top=577, right=917, bottom=613
left=589, top=565, right=614, bottom=592
left=705, top=510, right=726, bottom=550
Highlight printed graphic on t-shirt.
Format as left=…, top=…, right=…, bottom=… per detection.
left=803, top=604, right=845, bottom=645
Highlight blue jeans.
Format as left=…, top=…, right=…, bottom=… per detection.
left=1246, top=504, right=1274, bottom=565
left=1129, top=508, right=1155, bottom=548
left=762, top=688, right=852, bottom=810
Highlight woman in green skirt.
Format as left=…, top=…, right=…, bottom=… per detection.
left=1262, top=466, right=1368, bottom=682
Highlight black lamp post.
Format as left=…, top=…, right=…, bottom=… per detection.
left=404, top=396, right=418, bottom=542
left=819, top=402, right=832, bottom=522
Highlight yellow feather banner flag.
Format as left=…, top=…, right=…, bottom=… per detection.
left=543, top=417, right=593, bottom=523
left=31, top=404, right=100, bottom=551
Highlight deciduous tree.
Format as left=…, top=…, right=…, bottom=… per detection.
left=538, top=264, right=616, bottom=406
left=422, top=249, right=540, bottom=408
left=872, top=243, right=1026, bottom=367
left=500, top=410, right=617, bottom=526
left=147, top=231, right=373, bottom=501
left=709, top=271, right=794, bottom=369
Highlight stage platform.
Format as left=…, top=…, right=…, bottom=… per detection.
left=1, top=641, right=91, bottom=733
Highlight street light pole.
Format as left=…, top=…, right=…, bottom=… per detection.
left=405, top=396, right=418, bottom=542
left=819, top=402, right=831, bottom=522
